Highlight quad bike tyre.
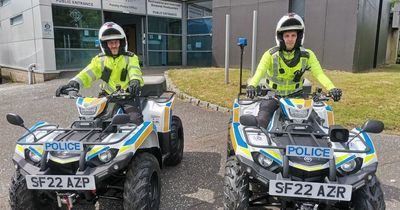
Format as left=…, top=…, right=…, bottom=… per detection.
left=165, top=115, right=184, bottom=166
left=9, top=170, right=57, bottom=210
left=352, top=175, right=385, bottom=210
left=224, top=156, right=249, bottom=210
left=123, top=153, right=161, bottom=210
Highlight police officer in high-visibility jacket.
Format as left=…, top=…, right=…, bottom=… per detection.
left=56, top=22, right=144, bottom=124
left=247, top=13, right=342, bottom=128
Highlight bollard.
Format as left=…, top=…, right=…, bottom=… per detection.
left=27, top=63, right=36, bottom=85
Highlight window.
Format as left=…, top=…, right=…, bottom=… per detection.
left=52, top=6, right=102, bottom=70
left=10, top=14, right=23, bottom=26
left=52, top=6, right=102, bottom=28
left=148, top=16, right=181, bottom=34
left=0, top=0, right=11, bottom=7
left=147, top=16, right=182, bottom=66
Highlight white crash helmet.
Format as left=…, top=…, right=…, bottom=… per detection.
left=275, top=13, right=305, bottom=50
left=98, top=22, right=128, bottom=55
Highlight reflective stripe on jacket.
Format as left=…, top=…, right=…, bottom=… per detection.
left=70, top=53, right=143, bottom=94
left=249, top=47, right=335, bottom=96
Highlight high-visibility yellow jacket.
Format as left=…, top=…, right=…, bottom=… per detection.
left=71, top=52, right=143, bottom=94
left=249, top=47, right=335, bottom=96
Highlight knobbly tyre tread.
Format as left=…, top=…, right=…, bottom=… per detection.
left=9, top=170, right=58, bottom=210
left=123, top=152, right=161, bottom=210
left=9, top=170, right=36, bottom=210
left=224, top=156, right=249, bottom=210
left=164, top=115, right=184, bottom=166
left=352, top=175, right=385, bottom=210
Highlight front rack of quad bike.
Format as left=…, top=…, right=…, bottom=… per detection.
left=15, top=123, right=140, bottom=172
left=14, top=90, right=177, bottom=172
left=241, top=124, right=372, bottom=181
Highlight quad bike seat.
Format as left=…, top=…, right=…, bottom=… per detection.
left=141, top=76, right=167, bottom=97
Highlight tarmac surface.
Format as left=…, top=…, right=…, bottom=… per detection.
left=0, top=73, right=399, bottom=209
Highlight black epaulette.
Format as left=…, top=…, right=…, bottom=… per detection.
left=97, top=53, right=106, bottom=57
left=268, top=46, right=280, bottom=54
left=124, top=51, right=136, bottom=57
left=300, top=49, right=310, bottom=58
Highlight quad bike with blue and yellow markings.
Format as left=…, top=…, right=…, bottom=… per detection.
left=7, top=75, right=184, bottom=210
left=224, top=84, right=385, bottom=210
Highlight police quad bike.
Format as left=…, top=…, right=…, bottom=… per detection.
left=7, top=75, right=184, bottom=210
left=224, top=76, right=386, bottom=209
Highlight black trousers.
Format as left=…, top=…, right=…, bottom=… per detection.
left=257, top=99, right=280, bottom=128
left=122, top=98, right=144, bottom=125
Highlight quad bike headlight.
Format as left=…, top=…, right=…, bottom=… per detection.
left=98, top=150, right=113, bottom=163
left=28, top=150, right=41, bottom=163
left=256, top=153, right=274, bottom=168
left=288, top=108, right=310, bottom=119
left=79, top=106, right=98, bottom=116
left=338, top=157, right=362, bottom=176
left=340, top=159, right=357, bottom=172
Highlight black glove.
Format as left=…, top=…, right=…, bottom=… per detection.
left=55, top=80, right=80, bottom=97
left=246, top=85, right=256, bottom=99
left=329, top=88, right=342, bottom=102
left=128, top=79, right=141, bottom=96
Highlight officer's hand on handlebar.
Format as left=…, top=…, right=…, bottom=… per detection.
left=128, top=79, right=141, bottom=96
left=329, top=88, right=342, bottom=102
left=246, top=85, right=256, bottom=99
left=55, top=81, right=80, bottom=97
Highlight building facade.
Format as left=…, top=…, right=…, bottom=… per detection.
left=0, top=0, right=397, bottom=83
left=0, top=0, right=212, bottom=81
left=212, top=0, right=396, bottom=72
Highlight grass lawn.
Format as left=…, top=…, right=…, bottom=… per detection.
left=168, top=64, right=400, bottom=135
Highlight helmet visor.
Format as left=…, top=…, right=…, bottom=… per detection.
left=100, top=34, right=125, bottom=41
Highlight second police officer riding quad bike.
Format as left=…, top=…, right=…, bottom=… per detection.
left=7, top=75, right=184, bottom=210
left=224, top=51, right=385, bottom=209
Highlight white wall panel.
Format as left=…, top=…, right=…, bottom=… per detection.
left=35, top=38, right=56, bottom=71
left=7, top=40, right=36, bottom=68
left=9, top=10, right=35, bottom=43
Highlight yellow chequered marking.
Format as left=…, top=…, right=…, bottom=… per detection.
left=263, top=149, right=282, bottom=161
left=35, top=146, right=43, bottom=154
left=16, top=145, right=24, bottom=153
left=292, top=163, right=325, bottom=171
left=363, top=154, right=376, bottom=165
left=118, top=145, right=131, bottom=155
left=233, top=108, right=239, bottom=122
left=87, top=146, right=105, bottom=156
left=291, top=99, right=304, bottom=104
left=240, top=148, right=251, bottom=157
left=335, top=154, right=351, bottom=165
left=230, top=125, right=237, bottom=152
left=170, top=98, right=176, bottom=109
left=83, top=98, right=95, bottom=103
left=134, top=124, right=154, bottom=149
left=163, top=107, right=170, bottom=132
left=327, top=112, right=334, bottom=126
left=304, top=99, right=312, bottom=108
left=97, top=102, right=106, bottom=115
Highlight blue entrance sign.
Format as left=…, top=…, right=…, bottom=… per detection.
left=286, top=145, right=333, bottom=159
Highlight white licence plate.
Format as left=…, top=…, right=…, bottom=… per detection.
left=269, top=180, right=352, bottom=201
left=26, top=175, right=96, bottom=190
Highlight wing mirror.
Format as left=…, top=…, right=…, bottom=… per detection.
left=6, top=113, right=25, bottom=127
left=361, top=120, right=384, bottom=133
left=240, top=115, right=258, bottom=127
